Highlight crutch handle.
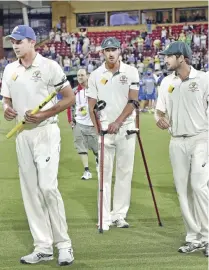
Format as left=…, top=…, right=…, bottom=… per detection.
left=100, top=130, right=108, bottom=136
left=127, top=129, right=139, bottom=135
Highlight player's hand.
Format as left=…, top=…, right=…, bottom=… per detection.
left=24, top=110, right=46, bottom=124
left=107, top=121, right=122, bottom=134
left=4, top=106, right=17, bottom=121
left=69, top=121, right=75, bottom=129
left=156, top=117, right=170, bottom=130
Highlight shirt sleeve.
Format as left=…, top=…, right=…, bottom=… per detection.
left=1, top=66, right=11, bottom=98
left=86, top=72, right=97, bottom=99
left=49, top=60, right=69, bottom=92
left=129, top=67, right=140, bottom=91
left=155, top=79, right=167, bottom=113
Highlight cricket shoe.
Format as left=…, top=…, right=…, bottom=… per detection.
left=203, top=243, right=208, bottom=257
left=58, top=247, right=74, bottom=266
left=178, top=242, right=205, bottom=253
left=81, top=171, right=92, bottom=180
left=20, top=252, right=53, bottom=264
left=112, top=218, right=129, bottom=228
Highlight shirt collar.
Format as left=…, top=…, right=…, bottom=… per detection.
left=17, top=53, right=41, bottom=68
left=173, top=66, right=198, bottom=80
left=102, top=61, right=126, bottom=73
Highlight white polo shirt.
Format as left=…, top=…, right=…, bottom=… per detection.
left=156, top=67, right=208, bottom=137
left=86, top=61, right=139, bottom=129
left=1, top=53, right=69, bottom=125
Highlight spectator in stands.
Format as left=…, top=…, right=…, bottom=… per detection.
left=185, top=31, right=192, bottom=47
left=165, top=37, right=171, bottom=47
left=136, top=60, right=144, bottom=74
left=183, top=22, right=189, bottom=31
left=89, top=41, right=96, bottom=53
left=54, top=31, right=61, bottom=42
left=2, top=57, right=8, bottom=68
left=168, top=26, right=173, bottom=38
left=76, top=41, right=82, bottom=54
left=161, top=27, right=167, bottom=44
left=71, top=41, right=76, bottom=54
left=153, top=38, right=161, bottom=52
left=49, top=29, right=55, bottom=40
left=138, top=36, right=144, bottom=53
left=87, top=61, right=94, bottom=73
left=49, top=44, right=56, bottom=59
left=63, top=56, right=71, bottom=72
left=200, top=32, right=207, bottom=50
left=61, top=30, right=68, bottom=42
left=82, top=36, right=90, bottom=54
left=193, top=32, right=201, bottom=49
left=154, top=55, right=161, bottom=71
left=145, top=34, right=152, bottom=50
left=178, top=30, right=186, bottom=42
left=42, top=45, right=50, bottom=57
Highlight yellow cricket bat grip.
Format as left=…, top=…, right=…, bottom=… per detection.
left=6, top=91, right=57, bottom=139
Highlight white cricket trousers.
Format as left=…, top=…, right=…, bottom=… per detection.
left=98, top=122, right=136, bottom=225
left=169, top=132, right=208, bottom=244
left=16, top=124, right=72, bottom=254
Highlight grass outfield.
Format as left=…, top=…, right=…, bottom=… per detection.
left=0, top=108, right=208, bottom=270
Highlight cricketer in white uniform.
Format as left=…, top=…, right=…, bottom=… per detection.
left=70, top=68, right=98, bottom=180
left=86, top=37, right=139, bottom=231
left=1, top=25, right=75, bottom=265
left=155, top=41, right=208, bottom=257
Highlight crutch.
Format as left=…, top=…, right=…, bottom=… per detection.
left=127, top=109, right=163, bottom=227
left=93, top=100, right=108, bottom=233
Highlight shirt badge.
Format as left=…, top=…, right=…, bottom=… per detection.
left=119, top=75, right=128, bottom=85
left=188, top=82, right=199, bottom=92
left=31, top=70, right=41, bottom=82
left=11, top=73, right=18, bottom=81
left=100, top=78, right=108, bottom=85
left=168, top=85, right=174, bottom=93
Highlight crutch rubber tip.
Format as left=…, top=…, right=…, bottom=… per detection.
left=98, top=228, right=103, bottom=233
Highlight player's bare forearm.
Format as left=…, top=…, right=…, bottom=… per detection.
left=25, top=86, right=75, bottom=123
left=2, top=97, right=18, bottom=121
left=88, top=97, right=99, bottom=133
left=40, top=86, right=75, bottom=119
left=115, top=89, right=138, bottom=124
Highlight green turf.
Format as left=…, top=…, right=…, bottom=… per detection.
left=0, top=108, right=208, bottom=270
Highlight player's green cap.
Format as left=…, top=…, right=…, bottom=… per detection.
left=101, top=37, right=120, bottom=49
left=160, top=41, right=192, bottom=59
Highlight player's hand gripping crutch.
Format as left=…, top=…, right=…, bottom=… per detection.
left=6, top=77, right=68, bottom=139
left=127, top=109, right=163, bottom=227
left=93, top=100, right=107, bottom=234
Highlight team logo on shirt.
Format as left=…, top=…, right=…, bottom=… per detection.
left=188, top=82, right=199, bottom=92
left=119, top=75, right=128, bottom=85
left=31, top=70, right=41, bottom=82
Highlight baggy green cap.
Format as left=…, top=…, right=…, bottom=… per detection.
left=101, top=37, right=120, bottom=49
left=160, top=41, right=192, bottom=59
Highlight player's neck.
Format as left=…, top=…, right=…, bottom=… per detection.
left=20, top=50, right=37, bottom=69
left=80, top=82, right=87, bottom=88
left=176, top=64, right=191, bottom=81
left=105, top=60, right=120, bottom=74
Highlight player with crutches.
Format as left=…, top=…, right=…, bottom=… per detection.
left=2, top=25, right=75, bottom=265
left=126, top=108, right=163, bottom=227
left=87, top=37, right=140, bottom=232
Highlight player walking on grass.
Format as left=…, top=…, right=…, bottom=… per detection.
left=1, top=25, right=75, bottom=265
left=86, top=37, right=139, bottom=231
left=67, top=68, right=98, bottom=180
left=155, top=41, right=208, bottom=257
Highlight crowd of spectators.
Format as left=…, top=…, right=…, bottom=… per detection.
left=0, top=23, right=208, bottom=83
